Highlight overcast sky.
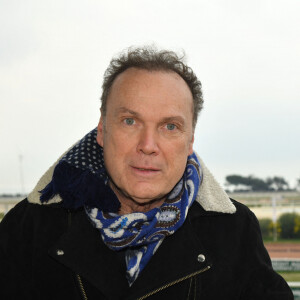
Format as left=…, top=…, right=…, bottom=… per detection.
left=0, top=0, right=299, bottom=193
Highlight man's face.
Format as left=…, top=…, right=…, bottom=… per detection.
left=97, top=68, right=194, bottom=204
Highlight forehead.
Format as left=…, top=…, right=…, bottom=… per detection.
left=107, top=68, right=193, bottom=114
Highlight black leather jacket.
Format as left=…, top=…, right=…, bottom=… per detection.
left=0, top=198, right=293, bottom=299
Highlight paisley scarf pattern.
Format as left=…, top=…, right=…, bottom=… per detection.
left=86, top=153, right=202, bottom=285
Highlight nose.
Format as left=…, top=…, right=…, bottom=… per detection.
left=137, top=127, right=160, bottom=155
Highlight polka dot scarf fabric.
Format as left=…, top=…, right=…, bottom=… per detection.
left=61, top=129, right=106, bottom=179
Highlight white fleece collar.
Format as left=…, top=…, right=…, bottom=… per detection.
left=28, top=149, right=236, bottom=214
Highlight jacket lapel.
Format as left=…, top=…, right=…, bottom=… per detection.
left=126, top=202, right=212, bottom=299
left=48, top=209, right=129, bottom=299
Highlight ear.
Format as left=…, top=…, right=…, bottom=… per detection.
left=188, top=134, right=194, bottom=155
left=96, top=116, right=104, bottom=147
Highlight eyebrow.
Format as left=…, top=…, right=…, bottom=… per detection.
left=115, top=107, right=140, bottom=117
left=115, top=106, right=186, bottom=125
left=161, top=116, right=185, bottom=125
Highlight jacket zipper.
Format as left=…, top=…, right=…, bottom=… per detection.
left=67, top=212, right=88, bottom=300
left=137, top=265, right=211, bottom=300
left=77, top=274, right=88, bottom=300
left=186, top=276, right=193, bottom=299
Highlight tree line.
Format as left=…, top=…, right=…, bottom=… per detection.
left=260, top=213, right=300, bottom=240
left=225, top=175, right=300, bottom=192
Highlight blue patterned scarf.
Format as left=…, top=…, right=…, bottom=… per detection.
left=40, top=129, right=202, bottom=286
left=86, top=154, right=202, bottom=285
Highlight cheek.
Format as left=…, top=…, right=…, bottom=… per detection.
left=167, top=137, right=193, bottom=157
left=105, top=128, right=131, bottom=147
left=166, top=146, right=190, bottom=173
left=102, top=133, right=131, bottom=168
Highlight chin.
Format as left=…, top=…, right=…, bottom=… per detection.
left=129, top=190, right=166, bottom=204
left=131, top=181, right=175, bottom=200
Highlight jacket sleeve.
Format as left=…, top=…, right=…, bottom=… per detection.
left=0, top=200, right=37, bottom=298
left=241, top=210, right=294, bottom=300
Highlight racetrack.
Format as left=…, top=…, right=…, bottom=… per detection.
left=265, top=243, right=300, bottom=259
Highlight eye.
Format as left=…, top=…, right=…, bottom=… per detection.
left=166, top=123, right=177, bottom=130
left=124, top=118, right=135, bottom=125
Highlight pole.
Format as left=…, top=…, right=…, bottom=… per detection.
left=272, top=195, right=277, bottom=242
left=19, top=154, right=25, bottom=195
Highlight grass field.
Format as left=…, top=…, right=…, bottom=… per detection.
left=278, top=272, right=300, bottom=282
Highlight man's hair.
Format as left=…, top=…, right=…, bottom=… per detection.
left=100, top=46, right=203, bottom=128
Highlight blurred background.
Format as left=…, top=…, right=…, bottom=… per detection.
left=0, top=0, right=299, bottom=295
left=1, top=0, right=299, bottom=194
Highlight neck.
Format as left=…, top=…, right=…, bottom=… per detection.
left=109, top=181, right=165, bottom=215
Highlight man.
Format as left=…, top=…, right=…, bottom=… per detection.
left=0, top=47, right=293, bottom=299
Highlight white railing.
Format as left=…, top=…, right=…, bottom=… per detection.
left=288, top=282, right=300, bottom=299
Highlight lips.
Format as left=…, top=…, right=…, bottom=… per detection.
left=130, top=165, right=161, bottom=176
left=133, top=166, right=160, bottom=171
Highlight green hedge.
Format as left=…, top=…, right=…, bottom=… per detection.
left=278, top=213, right=300, bottom=239
left=259, top=213, right=300, bottom=240
left=259, top=218, right=274, bottom=239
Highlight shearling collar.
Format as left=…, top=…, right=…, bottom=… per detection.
left=27, top=130, right=236, bottom=214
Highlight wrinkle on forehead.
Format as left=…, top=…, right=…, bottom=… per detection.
left=108, top=68, right=193, bottom=113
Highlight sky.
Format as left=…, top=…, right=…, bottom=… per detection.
left=0, top=0, right=299, bottom=193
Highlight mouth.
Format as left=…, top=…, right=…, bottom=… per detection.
left=131, top=166, right=161, bottom=176
left=133, top=167, right=160, bottom=171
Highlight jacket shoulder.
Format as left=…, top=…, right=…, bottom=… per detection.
left=1, top=198, right=65, bottom=227
left=230, top=198, right=259, bottom=219
left=0, top=198, right=68, bottom=251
